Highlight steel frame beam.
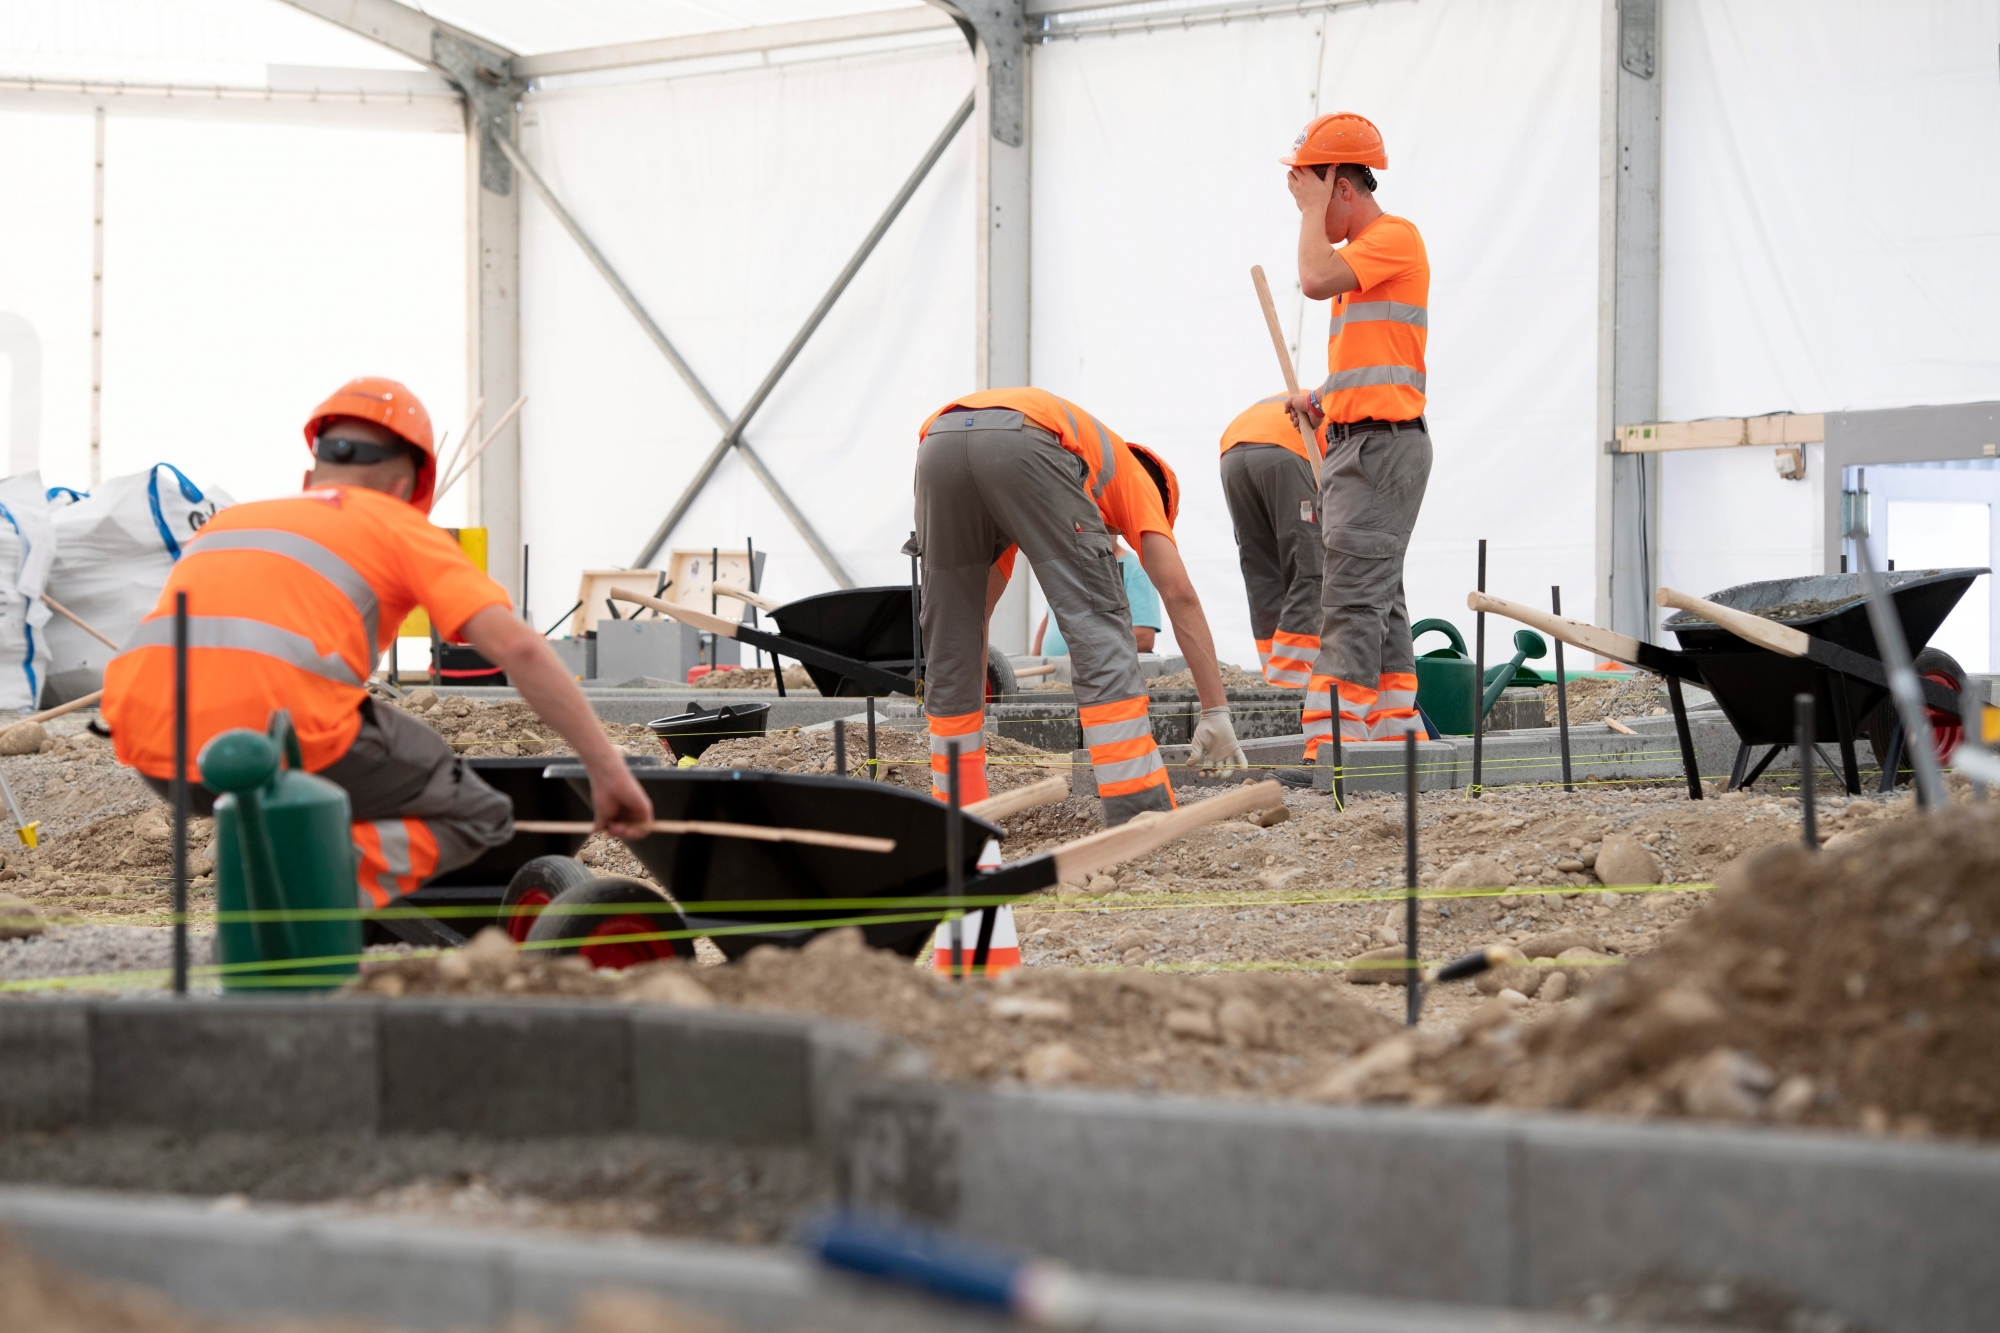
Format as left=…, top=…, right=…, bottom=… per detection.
left=516, top=9, right=958, bottom=79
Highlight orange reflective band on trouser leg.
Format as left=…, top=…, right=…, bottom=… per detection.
left=1365, top=671, right=1426, bottom=741
left=1266, top=630, right=1318, bottom=690
left=1255, top=639, right=1274, bottom=680
left=1336, top=678, right=1376, bottom=743
left=928, top=709, right=990, bottom=806
left=352, top=818, right=442, bottom=909
left=1302, top=676, right=1333, bottom=760
left=1080, top=694, right=1175, bottom=806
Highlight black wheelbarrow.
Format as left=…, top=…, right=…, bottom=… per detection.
left=606, top=583, right=1018, bottom=700
left=498, top=763, right=1279, bottom=971
left=1470, top=568, right=1982, bottom=799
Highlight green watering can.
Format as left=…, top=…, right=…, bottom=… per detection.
left=1480, top=629, right=1550, bottom=720
left=1412, top=619, right=1479, bottom=736
left=200, top=711, right=362, bottom=993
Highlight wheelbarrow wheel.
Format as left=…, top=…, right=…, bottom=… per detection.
left=500, top=855, right=594, bottom=944
left=523, top=876, right=697, bottom=970
left=1863, top=647, right=1967, bottom=783
left=986, top=643, right=1018, bottom=701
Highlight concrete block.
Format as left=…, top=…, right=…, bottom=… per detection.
left=631, top=1008, right=813, bottom=1144
left=1517, top=1116, right=2000, bottom=1333
left=0, top=1003, right=90, bottom=1128
left=90, top=1000, right=377, bottom=1133
left=838, top=1084, right=1517, bottom=1305
left=378, top=1001, right=630, bottom=1135
left=595, top=618, right=734, bottom=686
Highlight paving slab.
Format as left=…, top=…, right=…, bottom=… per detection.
left=377, top=1000, right=632, bottom=1136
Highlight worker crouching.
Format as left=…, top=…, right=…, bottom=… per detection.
left=912, top=389, right=1246, bottom=826
left=103, top=377, right=652, bottom=908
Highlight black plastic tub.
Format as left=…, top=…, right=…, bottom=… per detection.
left=648, top=702, right=773, bottom=761
left=765, top=586, right=918, bottom=697
left=547, top=763, right=1000, bottom=959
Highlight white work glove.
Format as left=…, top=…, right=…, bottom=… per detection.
left=1189, top=706, right=1248, bottom=770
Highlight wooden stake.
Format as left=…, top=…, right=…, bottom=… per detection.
left=434, top=394, right=526, bottom=504
left=1250, top=265, right=1325, bottom=472
left=963, top=774, right=1068, bottom=821
left=40, top=594, right=119, bottom=650
left=1051, top=781, right=1282, bottom=883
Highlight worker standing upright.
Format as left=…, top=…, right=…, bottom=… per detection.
left=912, top=389, right=1246, bottom=825
left=104, top=378, right=652, bottom=907
left=1281, top=113, right=1432, bottom=751
left=1219, top=395, right=1322, bottom=693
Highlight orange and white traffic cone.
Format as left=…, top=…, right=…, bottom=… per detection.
left=932, top=838, right=1021, bottom=976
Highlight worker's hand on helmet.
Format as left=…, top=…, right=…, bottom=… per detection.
left=1190, top=706, right=1248, bottom=771
left=589, top=760, right=656, bottom=840
left=1286, top=164, right=1333, bottom=213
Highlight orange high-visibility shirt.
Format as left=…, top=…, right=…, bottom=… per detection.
left=921, top=388, right=1173, bottom=578
left=1318, top=214, right=1429, bottom=424
left=104, top=485, right=511, bottom=779
left=1219, top=395, right=1312, bottom=465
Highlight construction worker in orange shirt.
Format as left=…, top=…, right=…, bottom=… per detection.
left=103, top=377, right=652, bottom=908
left=1219, top=395, right=1322, bottom=693
left=1281, top=112, right=1433, bottom=754
left=913, top=389, right=1246, bottom=825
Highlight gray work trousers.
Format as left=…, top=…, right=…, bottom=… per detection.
left=1220, top=442, right=1324, bottom=652
left=913, top=413, right=1172, bottom=825
left=1314, top=422, right=1433, bottom=700
left=149, top=699, right=513, bottom=889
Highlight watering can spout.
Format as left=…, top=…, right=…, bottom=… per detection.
left=1480, top=629, right=1550, bottom=720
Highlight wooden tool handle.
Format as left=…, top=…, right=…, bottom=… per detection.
left=513, top=818, right=893, bottom=853
left=608, top=587, right=740, bottom=640
left=963, top=774, right=1068, bottom=821
left=40, top=595, right=119, bottom=650
left=1013, top=663, right=1057, bottom=679
left=1654, top=587, right=1810, bottom=659
left=1051, top=780, right=1282, bottom=883
left=15, top=689, right=104, bottom=728
left=435, top=393, right=526, bottom=503
left=1467, top=592, right=1646, bottom=669
left=711, top=581, right=782, bottom=613
left=1250, top=265, right=1325, bottom=471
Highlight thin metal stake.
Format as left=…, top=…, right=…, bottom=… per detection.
left=746, top=536, right=762, bottom=674
left=867, top=698, right=879, bottom=781
left=946, top=739, right=964, bottom=980
left=1404, top=725, right=1420, bottom=1026
left=521, top=543, right=530, bottom=625
left=909, top=533, right=924, bottom=690
left=1471, top=540, right=1487, bottom=798
left=1797, top=693, right=1818, bottom=851
left=1850, top=531, right=1948, bottom=808
left=171, top=591, right=189, bottom=996
left=710, top=546, right=720, bottom=672
left=1552, top=585, right=1573, bottom=792
left=834, top=719, right=847, bottom=777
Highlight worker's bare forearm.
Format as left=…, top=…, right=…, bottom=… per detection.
left=1297, top=216, right=1359, bottom=301
left=461, top=607, right=624, bottom=772
left=1139, top=535, right=1227, bottom=711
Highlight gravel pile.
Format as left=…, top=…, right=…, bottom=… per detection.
left=388, top=688, right=658, bottom=758
left=696, top=725, right=1065, bottom=796
left=0, top=925, right=214, bottom=990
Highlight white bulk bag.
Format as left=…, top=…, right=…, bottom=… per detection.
left=41, top=465, right=233, bottom=705
left=0, top=473, right=55, bottom=712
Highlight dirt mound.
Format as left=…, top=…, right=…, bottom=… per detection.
left=1328, top=801, right=2000, bottom=1138
left=1147, top=662, right=1265, bottom=692
left=696, top=726, right=1065, bottom=796
left=389, top=689, right=658, bottom=758
left=1540, top=672, right=1669, bottom=725
left=689, top=664, right=812, bottom=690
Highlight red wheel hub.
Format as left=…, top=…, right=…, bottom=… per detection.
left=1923, top=669, right=1964, bottom=761
left=578, top=913, right=680, bottom=970
left=505, top=889, right=551, bottom=943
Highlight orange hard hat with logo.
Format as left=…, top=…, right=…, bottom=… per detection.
left=1280, top=112, right=1388, bottom=170
left=1125, top=443, right=1181, bottom=528
left=302, top=377, right=438, bottom=513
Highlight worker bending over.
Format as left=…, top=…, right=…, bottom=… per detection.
left=913, top=389, right=1245, bottom=825
left=1219, top=395, right=1322, bottom=693
left=1281, top=112, right=1432, bottom=750
left=104, top=378, right=652, bottom=905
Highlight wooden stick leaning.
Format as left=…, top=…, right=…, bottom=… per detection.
left=433, top=396, right=485, bottom=489
left=41, top=595, right=120, bottom=650
left=1250, top=265, right=1325, bottom=471
left=609, top=587, right=739, bottom=638
left=963, top=774, right=1069, bottom=822
left=1653, top=587, right=1812, bottom=658
left=513, top=818, right=893, bottom=854
left=1051, top=780, right=1283, bottom=883
left=710, top=580, right=782, bottom=614
left=1467, top=591, right=1648, bottom=669
left=434, top=393, right=527, bottom=504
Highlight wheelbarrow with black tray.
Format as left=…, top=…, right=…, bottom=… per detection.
left=1468, top=567, right=1983, bottom=797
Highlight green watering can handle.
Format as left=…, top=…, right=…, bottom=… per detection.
left=266, top=709, right=304, bottom=773
left=1411, top=618, right=1468, bottom=657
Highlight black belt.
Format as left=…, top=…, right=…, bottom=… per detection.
left=1325, top=415, right=1426, bottom=441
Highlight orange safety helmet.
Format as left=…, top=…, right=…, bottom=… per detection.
left=1125, top=443, right=1181, bottom=528
left=302, top=377, right=438, bottom=513
left=1280, top=112, right=1388, bottom=170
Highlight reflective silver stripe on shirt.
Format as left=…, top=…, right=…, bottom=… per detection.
left=185, top=529, right=381, bottom=651
left=1082, top=715, right=1152, bottom=749
left=1092, top=750, right=1165, bottom=785
left=1328, top=301, right=1429, bottom=336
left=117, top=615, right=365, bottom=687
left=1058, top=402, right=1117, bottom=499
left=1318, top=365, right=1428, bottom=394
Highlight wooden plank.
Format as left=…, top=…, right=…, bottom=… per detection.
left=1615, top=413, right=1825, bottom=454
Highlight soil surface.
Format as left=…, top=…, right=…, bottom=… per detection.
left=695, top=725, right=1067, bottom=797
left=1540, top=672, right=1670, bottom=725
left=387, top=688, right=660, bottom=758
left=688, top=665, right=813, bottom=690
left=1147, top=662, right=1265, bottom=691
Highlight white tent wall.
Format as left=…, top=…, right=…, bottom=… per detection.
left=515, top=42, right=975, bottom=624
left=0, top=112, right=93, bottom=481
left=1655, top=0, right=2000, bottom=626
left=1030, top=0, right=1603, bottom=668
